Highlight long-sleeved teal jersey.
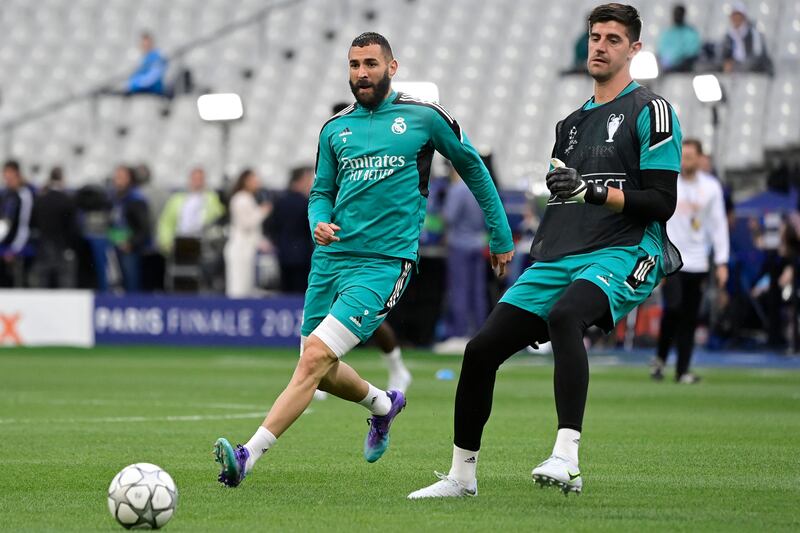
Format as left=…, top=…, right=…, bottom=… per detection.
left=309, top=90, right=513, bottom=262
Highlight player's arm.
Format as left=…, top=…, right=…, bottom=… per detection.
left=308, top=127, right=341, bottom=245
left=547, top=100, right=681, bottom=223
left=603, top=168, right=677, bottom=222
left=709, top=180, right=730, bottom=286
left=429, top=110, right=514, bottom=260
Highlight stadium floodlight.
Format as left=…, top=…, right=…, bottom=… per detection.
left=630, top=51, right=659, bottom=80
left=392, top=81, right=440, bottom=103
left=693, top=74, right=725, bottom=180
left=197, top=93, right=244, bottom=121
left=692, top=74, right=723, bottom=103
left=197, top=93, right=244, bottom=183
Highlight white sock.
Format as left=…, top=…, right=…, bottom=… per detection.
left=552, top=428, right=581, bottom=465
left=448, top=445, right=478, bottom=488
left=382, top=347, right=407, bottom=374
left=357, top=382, right=391, bottom=415
left=243, top=426, right=277, bottom=473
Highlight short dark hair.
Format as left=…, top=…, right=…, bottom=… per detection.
left=289, top=165, right=313, bottom=186
left=49, top=166, right=64, bottom=183
left=673, top=4, right=686, bottom=25
left=588, top=3, right=642, bottom=42
left=3, top=160, right=20, bottom=173
left=351, top=32, right=393, bottom=60
left=682, top=138, right=704, bottom=155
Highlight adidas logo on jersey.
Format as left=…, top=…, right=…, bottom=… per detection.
left=349, top=315, right=363, bottom=328
left=339, top=127, right=352, bottom=143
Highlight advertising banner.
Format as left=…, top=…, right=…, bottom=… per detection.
left=0, top=290, right=94, bottom=347
left=94, top=294, right=304, bottom=347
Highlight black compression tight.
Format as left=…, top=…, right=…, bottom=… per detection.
left=547, top=280, right=611, bottom=432
left=453, top=303, right=548, bottom=451
left=453, top=280, right=611, bottom=451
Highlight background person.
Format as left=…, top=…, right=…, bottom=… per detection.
left=653, top=139, right=729, bottom=384
left=264, top=165, right=315, bottom=294
left=108, top=165, right=152, bottom=293
left=224, top=168, right=270, bottom=298
left=721, top=2, right=773, bottom=75
left=657, top=4, right=701, bottom=73
left=0, top=160, right=34, bottom=287
left=156, top=166, right=224, bottom=254
left=31, top=167, right=79, bottom=288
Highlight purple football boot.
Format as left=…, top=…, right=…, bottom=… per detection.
left=364, top=390, right=406, bottom=463
left=214, top=437, right=249, bottom=487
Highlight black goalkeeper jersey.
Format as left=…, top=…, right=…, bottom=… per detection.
left=531, top=84, right=683, bottom=275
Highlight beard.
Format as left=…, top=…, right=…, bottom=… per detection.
left=589, top=70, right=613, bottom=83
left=349, top=70, right=392, bottom=109
left=588, top=62, right=615, bottom=82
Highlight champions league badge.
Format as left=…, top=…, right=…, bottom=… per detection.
left=606, top=113, right=624, bottom=143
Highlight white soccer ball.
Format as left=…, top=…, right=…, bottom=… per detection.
left=107, top=463, right=178, bottom=529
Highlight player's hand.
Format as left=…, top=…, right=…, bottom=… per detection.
left=490, top=250, right=514, bottom=278
left=715, top=264, right=729, bottom=289
left=314, top=222, right=341, bottom=246
left=546, top=161, right=607, bottom=205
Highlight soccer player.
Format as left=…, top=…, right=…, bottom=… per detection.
left=333, top=103, right=412, bottom=394
left=214, top=32, right=514, bottom=487
left=409, top=3, right=683, bottom=498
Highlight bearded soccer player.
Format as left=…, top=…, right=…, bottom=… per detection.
left=409, top=3, right=682, bottom=498
left=214, top=32, right=514, bottom=487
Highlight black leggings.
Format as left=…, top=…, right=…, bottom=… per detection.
left=453, top=280, right=611, bottom=451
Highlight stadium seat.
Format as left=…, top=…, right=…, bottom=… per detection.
left=0, top=0, right=797, bottom=189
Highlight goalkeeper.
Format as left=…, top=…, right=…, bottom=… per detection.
left=410, top=2, right=683, bottom=499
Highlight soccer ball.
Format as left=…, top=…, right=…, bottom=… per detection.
left=107, top=463, right=178, bottom=529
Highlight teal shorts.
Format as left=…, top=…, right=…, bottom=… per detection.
left=500, top=245, right=662, bottom=331
left=301, top=251, right=414, bottom=342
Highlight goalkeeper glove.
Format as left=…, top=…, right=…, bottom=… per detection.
left=545, top=158, right=608, bottom=205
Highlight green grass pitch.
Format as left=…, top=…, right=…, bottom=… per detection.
left=1, top=346, right=798, bottom=532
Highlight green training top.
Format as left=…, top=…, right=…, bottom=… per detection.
left=309, top=90, right=513, bottom=262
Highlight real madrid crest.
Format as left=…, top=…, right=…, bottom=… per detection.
left=391, top=117, right=407, bottom=134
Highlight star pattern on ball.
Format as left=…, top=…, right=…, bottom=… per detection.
left=138, top=470, right=164, bottom=493
left=109, top=482, right=128, bottom=505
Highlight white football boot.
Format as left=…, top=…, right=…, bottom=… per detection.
left=407, top=472, right=477, bottom=499
left=531, top=455, right=582, bottom=495
left=677, top=372, right=701, bottom=384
